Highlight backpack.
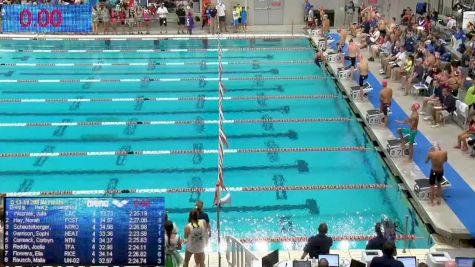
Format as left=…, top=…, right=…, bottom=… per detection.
left=210, top=8, right=217, bottom=18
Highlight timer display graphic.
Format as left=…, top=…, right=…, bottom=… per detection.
left=2, top=5, right=92, bottom=33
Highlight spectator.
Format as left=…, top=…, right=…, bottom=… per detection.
left=157, top=2, right=168, bottom=34
left=366, top=223, right=386, bottom=250
left=369, top=241, right=404, bottom=267
left=402, top=57, right=424, bottom=95
left=421, top=80, right=443, bottom=115
left=176, top=4, right=186, bottom=34
left=454, top=116, right=475, bottom=151
left=186, top=9, right=194, bottom=34
left=304, top=0, right=312, bottom=23
left=300, top=223, right=333, bottom=259
left=195, top=200, right=211, bottom=237
left=383, top=46, right=407, bottom=80
left=165, top=220, right=183, bottom=267
left=465, top=84, right=475, bottom=111
left=240, top=7, right=247, bottom=32
left=425, top=143, right=447, bottom=206
left=216, top=1, right=227, bottom=33
left=446, top=16, right=456, bottom=30
left=392, top=54, right=414, bottom=82
left=344, top=0, right=355, bottom=26
left=183, top=209, right=208, bottom=267
left=429, top=88, right=457, bottom=127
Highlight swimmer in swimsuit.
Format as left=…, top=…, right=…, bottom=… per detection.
left=396, top=103, right=420, bottom=161
left=425, top=143, right=447, bottom=206
left=379, top=80, right=392, bottom=127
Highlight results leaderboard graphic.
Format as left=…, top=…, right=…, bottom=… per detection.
left=2, top=5, right=92, bottom=33
left=3, top=197, right=165, bottom=265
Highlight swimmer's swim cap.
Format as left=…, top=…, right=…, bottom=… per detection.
left=412, top=102, right=421, bottom=111
left=382, top=80, right=388, bottom=87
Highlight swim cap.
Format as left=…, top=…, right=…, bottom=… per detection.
left=382, top=80, right=388, bottom=87
left=412, top=102, right=421, bottom=111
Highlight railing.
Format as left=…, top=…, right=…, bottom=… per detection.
left=225, top=236, right=260, bottom=267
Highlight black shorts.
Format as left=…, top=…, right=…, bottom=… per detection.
left=238, top=18, right=242, bottom=23
left=359, top=74, right=368, bottom=86
left=159, top=18, right=167, bottom=26
left=381, top=102, right=390, bottom=115
left=429, top=169, right=444, bottom=185
left=219, top=16, right=225, bottom=22
left=178, top=17, right=186, bottom=25
left=350, top=56, right=356, bottom=67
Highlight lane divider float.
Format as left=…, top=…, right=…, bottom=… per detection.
left=0, top=117, right=353, bottom=128
left=2, top=183, right=389, bottom=197
left=0, top=47, right=312, bottom=53
left=0, top=75, right=326, bottom=83
left=0, top=146, right=368, bottom=158
left=0, top=94, right=338, bottom=104
left=1, top=60, right=314, bottom=67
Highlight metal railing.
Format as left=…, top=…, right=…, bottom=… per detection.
left=225, top=236, right=260, bottom=267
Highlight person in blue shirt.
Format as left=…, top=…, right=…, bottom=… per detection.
left=240, top=7, right=248, bottom=32
left=304, top=0, right=312, bottom=23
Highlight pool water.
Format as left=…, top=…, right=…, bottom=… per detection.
left=0, top=37, right=432, bottom=251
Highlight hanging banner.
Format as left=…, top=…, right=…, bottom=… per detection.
left=2, top=4, right=92, bottom=33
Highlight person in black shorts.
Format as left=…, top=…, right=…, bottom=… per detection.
left=425, top=143, right=447, bottom=205
left=359, top=74, right=368, bottom=86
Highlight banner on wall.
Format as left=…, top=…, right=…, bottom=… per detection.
left=462, top=11, right=475, bottom=30
left=2, top=4, right=92, bottom=33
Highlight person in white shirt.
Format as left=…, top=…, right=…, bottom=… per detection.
left=157, top=2, right=169, bottom=33
left=384, top=46, right=407, bottom=80
left=446, top=16, right=456, bottom=30
left=216, top=1, right=227, bottom=33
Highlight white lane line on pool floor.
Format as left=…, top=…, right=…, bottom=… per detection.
left=0, top=117, right=353, bottom=128
left=0, top=47, right=312, bottom=53
left=0, top=94, right=339, bottom=104
left=0, top=60, right=314, bottom=67
left=0, top=146, right=368, bottom=158
left=3, top=184, right=390, bottom=197
left=0, top=75, right=325, bottom=83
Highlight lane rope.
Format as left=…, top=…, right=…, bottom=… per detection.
left=0, top=60, right=314, bottom=67
left=0, top=34, right=305, bottom=41
left=0, top=94, right=338, bottom=104
left=0, top=75, right=326, bottom=83
left=0, top=117, right=352, bottom=128
left=0, top=47, right=311, bottom=53
left=238, top=235, right=418, bottom=243
left=0, top=146, right=368, bottom=158
left=1, top=184, right=390, bottom=197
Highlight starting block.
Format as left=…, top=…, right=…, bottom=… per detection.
left=326, top=52, right=340, bottom=62
left=350, top=82, right=373, bottom=99
left=337, top=67, right=352, bottom=79
left=386, top=135, right=417, bottom=157
left=311, top=29, right=322, bottom=36
left=366, top=108, right=392, bottom=125
left=414, top=177, right=451, bottom=200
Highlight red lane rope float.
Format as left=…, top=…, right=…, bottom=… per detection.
left=1, top=60, right=314, bottom=67
left=239, top=235, right=418, bottom=243
left=0, top=76, right=326, bottom=83
left=0, top=35, right=305, bottom=41
left=2, top=184, right=389, bottom=197
left=0, top=146, right=368, bottom=158
left=0, top=94, right=338, bottom=104
left=0, top=47, right=311, bottom=53
left=0, top=117, right=353, bottom=128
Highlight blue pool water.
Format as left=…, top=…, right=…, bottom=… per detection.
left=0, top=38, right=432, bottom=250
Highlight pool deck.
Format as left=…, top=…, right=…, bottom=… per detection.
left=311, top=32, right=475, bottom=246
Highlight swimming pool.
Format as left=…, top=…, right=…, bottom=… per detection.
left=0, top=37, right=432, bottom=251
